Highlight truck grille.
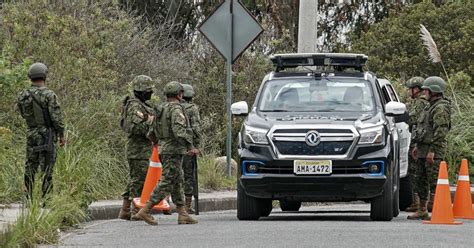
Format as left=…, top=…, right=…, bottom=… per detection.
left=274, top=141, right=352, bottom=156
left=268, top=124, right=359, bottom=159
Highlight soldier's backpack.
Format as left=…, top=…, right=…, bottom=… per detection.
left=17, top=88, right=51, bottom=128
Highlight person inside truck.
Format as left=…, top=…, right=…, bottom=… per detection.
left=277, top=87, right=299, bottom=109
left=310, top=82, right=328, bottom=102
left=343, top=86, right=366, bottom=109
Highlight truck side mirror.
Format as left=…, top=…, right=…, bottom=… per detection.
left=231, top=101, right=249, bottom=116
left=385, top=101, right=406, bottom=116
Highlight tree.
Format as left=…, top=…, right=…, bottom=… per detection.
left=350, top=1, right=474, bottom=84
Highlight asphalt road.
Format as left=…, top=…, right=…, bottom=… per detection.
left=57, top=204, right=474, bottom=248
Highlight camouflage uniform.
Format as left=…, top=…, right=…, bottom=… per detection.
left=409, top=76, right=451, bottom=220
left=138, top=81, right=198, bottom=225
left=148, top=101, right=194, bottom=206
left=182, top=84, right=201, bottom=197
left=413, top=96, right=451, bottom=201
left=119, top=75, right=154, bottom=220
left=405, top=77, right=429, bottom=212
left=16, top=63, right=65, bottom=199
left=120, top=95, right=154, bottom=200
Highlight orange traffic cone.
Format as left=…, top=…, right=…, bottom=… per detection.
left=423, top=161, right=462, bottom=225
left=133, top=144, right=171, bottom=212
left=453, top=159, right=474, bottom=219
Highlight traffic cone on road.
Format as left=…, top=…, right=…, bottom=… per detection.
left=453, top=159, right=474, bottom=219
left=133, top=144, right=171, bottom=212
left=423, top=161, right=462, bottom=225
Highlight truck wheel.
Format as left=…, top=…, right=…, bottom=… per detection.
left=237, top=182, right=261, bottom=220
left=260, top=200, right=273, bottom=217
left=370, top=171, right=394, bottom=221
left=399, top=176, right=413, bottom=211
left=279, top=200, right=301, bottom=212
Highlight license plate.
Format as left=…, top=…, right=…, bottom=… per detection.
left=294, top=160, right=332, bottom=175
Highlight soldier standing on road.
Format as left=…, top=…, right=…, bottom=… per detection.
left=118, top=75, right=155, bottom=220
left=17, top=63, right=65, bottom=200
left=408, top=76, right=451, bottom=220
left=404, top=77, right=429, bottom=213
left=181, top=84, right=202, bottom=214
left=137, top=81, right=199, bottom=225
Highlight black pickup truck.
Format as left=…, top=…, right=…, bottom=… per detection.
left=231, top=53, right=409, bottom=221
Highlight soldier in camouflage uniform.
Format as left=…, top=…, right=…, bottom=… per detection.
left=118, top=75, right=155, bottom=220
left=17, top=63, right=65, bottom=200
left=137, top=81, right=199, bottom=225
left=181, top=84, right=201, bottom=214
left=408, top=76, right=451, bottom=220
left=404, top=77, right=429, bottom=212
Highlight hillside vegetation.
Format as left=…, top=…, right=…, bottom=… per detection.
left=0, top=1, right=472, bottom=246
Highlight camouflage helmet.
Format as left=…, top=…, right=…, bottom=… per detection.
left=422, top=76, right=446, bottom=93
left=182, top=84, right=195, bottom=98
left=164, top=81, right=184, bottom=96
left=132, top=75, right=154, bottom=92
left=27, top=62, right=48, bottom=80
left=405, top=76, right=424, bottom=88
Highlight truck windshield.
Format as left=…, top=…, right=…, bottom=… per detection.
left=258, top=78, right=375, bottom=112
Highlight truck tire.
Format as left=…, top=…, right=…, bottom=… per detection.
left=370, top=171, right=394, bottom=221
left=399, top=175, right=413, bottom=211
left=237, top=182, right=261, bottom=220
left=260, top=200, right=273, bottom=217
left=279, top=200, right=301, bottom=212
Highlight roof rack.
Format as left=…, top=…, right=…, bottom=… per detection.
left=269, top=53, right=368, bottom=72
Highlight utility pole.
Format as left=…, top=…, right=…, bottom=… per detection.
left=297, top=0, right=318, bottom=53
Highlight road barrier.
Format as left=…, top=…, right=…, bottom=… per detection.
left=133, top=144, right=171, bottom=212
left=423, top=161, right=462, bottom=225
left=453, top=159, right=474, bottom=219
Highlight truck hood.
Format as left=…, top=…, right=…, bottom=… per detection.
left=246, top=111, right=381, bottom=130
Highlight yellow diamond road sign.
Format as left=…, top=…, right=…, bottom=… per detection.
left=198, top=0, right=264, bottom=62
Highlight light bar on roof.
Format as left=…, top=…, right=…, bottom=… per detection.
left=269, top=53, right=368, bottom=72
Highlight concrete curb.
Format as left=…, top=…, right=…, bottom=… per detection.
left=88, top=187, right=474, bottom=221
left=88, top=197, right=238, bottom=221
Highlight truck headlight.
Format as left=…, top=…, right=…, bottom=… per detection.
left=358, top=125, right=384, bottom=145
left=243, top=125, right=269, bottom=144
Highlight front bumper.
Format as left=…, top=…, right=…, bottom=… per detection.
left=240, top=174, right=386, bottom=202
left=238, top=144, right=392, bottom=202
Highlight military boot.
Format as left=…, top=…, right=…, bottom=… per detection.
left=185, top=195, right=195, bottom=214
left=130, top=205, right=142, bottom=221
left=137, top=202, right=158, bottom=225
left=118, top=198, right=131, bottom=220
left=407, top=200, right=430, bottom=220
left=427, top=193, right=435, bottom=212
left=177, top=205, right=198, bottom=224
left=405, top=193, right=420, bottom=212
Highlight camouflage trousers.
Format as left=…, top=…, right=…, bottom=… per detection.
left=182, top=154, right=196, bottom=196
left=121, top=159, right=148, bottom=200
left=408, top=147, right=417, bottom=194
left=148, top=154, right=185, bottom=207
left=25, top=129, right=57, bottom=199
left=414, top=158, right=442, bottom=201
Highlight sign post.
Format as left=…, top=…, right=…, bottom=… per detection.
left=199, top=0, right=263, bottom=176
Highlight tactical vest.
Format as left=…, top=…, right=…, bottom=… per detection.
left=155, top=102, right=189, bottom=140
left=17, top=88, right=50, bottom=128
left=415, top=98, right=451, bottom=144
